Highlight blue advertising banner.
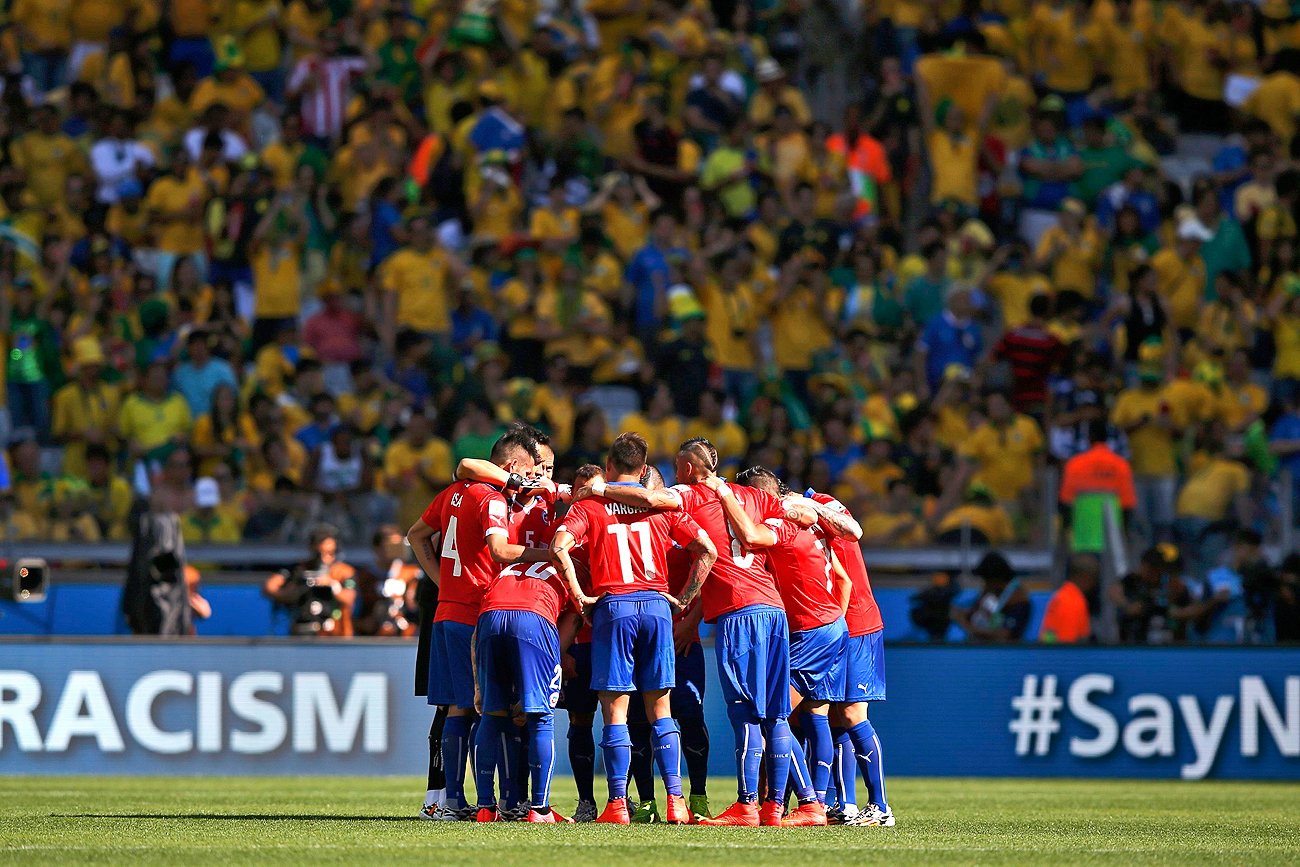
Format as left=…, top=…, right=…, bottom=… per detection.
left=0, top=642, right=1296, bottom=780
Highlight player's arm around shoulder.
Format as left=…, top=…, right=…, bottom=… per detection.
left=572, top=475, right=683, bottom=510
left=706, top=475, right=779, bottom=547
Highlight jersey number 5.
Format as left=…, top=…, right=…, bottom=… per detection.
left=607, top=523, right=653, bottom=583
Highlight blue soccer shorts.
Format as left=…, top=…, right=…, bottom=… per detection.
left=714, top=604, right=791, bottom=720
left=672, top=641, right=707, bottom=721
left=558, top=641, right=599, bottom=715
left=843, top=629, right=887, bottom=702
left=476, top=609, right=563, bottom=715
left=591, top=591, right=675, bottom=692
left=427, top=619, right=476, bottom=708
left=789, top=616, right=849, bottom=702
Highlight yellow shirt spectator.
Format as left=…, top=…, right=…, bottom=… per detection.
left=251, top=241, right=302, bottom=319
left=960, top=414, right=1044, bottom=500
left=1150, top=245, right=1207, bottom=331
left=384, top=435, right=453, bottom=526
left=228, top=0, right=282, bottom=73
left=380, top=245, right=454, bottom=334
left=927, top=130, right=978, bottom=206
left=182, top=509, right=244, bottom=544
left=1111, top=383, right=1183, bottom=476
left=1243, top=72, right=1300, bottom=144
left=684, top=418, right=748, bottom=468
left=1035, top=219, right=1103, bottom=298
left=52, top=379, right=120, bottom=480
left=935, top=502, right=1016, bottom=543
left=13, top=0, right=73, bottom=51
left=119, top=392, right=193, bottom=456
left=1175, top=453, right=1249, bottom=520
left=12, top=127, right=86, bottom=209
left=770, top=284, right=834, bottom=373
left=698, top=278, right=759, bottom=371
left=620, top=411, right=684, bottom=463
left=146, top=170, right=207, bottom=253
left=988, top=269, right=1052, bottom=328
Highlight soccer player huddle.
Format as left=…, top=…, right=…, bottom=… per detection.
left=407, top=423, right=892, bottom=828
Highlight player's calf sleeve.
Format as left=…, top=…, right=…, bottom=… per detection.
left=426, top=709, right=448, bottom=805
left=472, top=715, right=506, bottom=808
left=628, top=721, right=656, bottom=803
left=567, top=721, right=596, bottom=803
left=803, top=712, right=834, bottom=803
left=441, top=715, right=473, bottom=806
left=726, top=704, right=763, bottom=804
left=651, top=717, right=683, bottom=797
left=526, top=714, right=556, bottom=809
left=599, top=722, right=632, bottom=801
left=847, top=720, right=888, bottom=811
left=761, top=718, right=794, bottom=805
left=832, top=727, right=856, bottom=810
left=680, top=718, right=709, bottom=795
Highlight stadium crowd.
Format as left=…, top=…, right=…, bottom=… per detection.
left=5, top=0, right=1300, bottom=615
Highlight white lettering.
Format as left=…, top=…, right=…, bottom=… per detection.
left=1179, top=695, right=1234, bottom=780
left=292, top=673, right=387, bottom=753
left=1068, top=674, right=1118, bottom=758
left=229, top=672, right=286, bottom=754
left=1122, top=694, right=1175, bottom=758
left=126, top=671, right=193, bottom=754
left=197, top=673, right=222, bottom=752
left=44, top=671, right=124, bottom=753
left=1240, top=676, right=1300, bottom=758
left=0, top=670, right=42, bottom=751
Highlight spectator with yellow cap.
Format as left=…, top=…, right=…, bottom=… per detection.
left=52, top=336, right=119, bottom=481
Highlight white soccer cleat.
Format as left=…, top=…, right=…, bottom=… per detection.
left=846, top=803, right=895, bottom=827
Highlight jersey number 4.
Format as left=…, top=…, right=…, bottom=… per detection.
left=607, top=523, right=654, bottom=583
left=442, top=516, right=462, bottom=576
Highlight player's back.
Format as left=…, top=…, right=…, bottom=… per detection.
left=558, top=495, right=698, bottom=596
left=672, top=482, right=785, bottom=622
left=484, top=490, right=570, bottom=624
left=810, top=491, right=883, bottom=636
left=763, top=519, right=842, bottom=632
left=423, top=480, right=509, bottom=624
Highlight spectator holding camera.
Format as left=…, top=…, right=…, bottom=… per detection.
left=355, top=524, right=421, bottom=637
left=261, top=524, right=356, bottom=636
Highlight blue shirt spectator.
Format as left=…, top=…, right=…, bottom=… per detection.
left=172, top=333, right=238, bottom=416
left=917, top=293, right=983, bottom=393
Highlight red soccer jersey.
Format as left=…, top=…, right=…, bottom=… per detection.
left=666, top=543, right=698, bottom=630
left=419, top=481, right=510, bottom=625
left=510, top=489, right=559, bottom=548
left=763, top=519, right=842, bottom=633
left=671, top=483, right=786, bottom=622
left=557, top=491, right=705, bottom=596
left=481, top=560, right=574, bottom=624
left=810, top=491, right=883, bottom=636
left=571, top=544, right=594, bottom=644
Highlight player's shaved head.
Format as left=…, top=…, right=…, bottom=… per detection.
left=736, top=465, right=782, bottom=496
left=608, top=432, right=649, bottom=475
left=675, top=436, right=718, bottom=484
left=643, top=465, right=665, bottom=490
left=490, top=429, right=539, bottom=470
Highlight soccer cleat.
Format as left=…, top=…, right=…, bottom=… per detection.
left=526, top=807, right=575, bottom=823
left=573, top=799, right=598, bottom=822
left=689, top=794, right=712, bottom=820
left=454, top=805, right=480, bottom=821
left=665, top=794, right=692, bottom=825
left=595, top=798, right=631, bottom=824
left=630, top=798, right=659, bottom=824
left=417, top=803, right=438, bottom=821
left=426, top=804, right=465, bottom=822
left=475, top=806, right=501, bottom=823
left=780, top=801, right=828, bottom=827
left=699, top=801, right=760, bottom=827
left=500, top=805, right=529, bottom=822
left=846, top=804, right=895, bottom=827
left=826, top=804, right=858, bottom=825
left=759, top=800, right=785, bottom=827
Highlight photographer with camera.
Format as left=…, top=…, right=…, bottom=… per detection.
left=262, top=524, right=357, bottom=637
left=355, top=524, right=422, bottom=637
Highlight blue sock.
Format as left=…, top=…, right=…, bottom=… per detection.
left=568, top=721, right=596, bottom=802
left=803, top=712, right=834, bottom=803
left=727, top=704, right=762, bottom=803
left=471, top=714, right=505, bottom=809
left=526, top=714, right=555, bottom=809
left=651, top=717, right=683, bottom=797
left=785, top=734, right=816, bottom=803
left=501, top=721, right=523, bottom=809
left=442, top=714, right=473, bottom=807
left=628, top=721, right=656, bottom=802
left=600, top=722, right=632, bottom=801
left=848, top=720, right=888, bottom=811
left=761, top=718, right=793, bottom=805
left=681, top=716, right=710, bottom=795
left=832, top=728, right=856, bottom=809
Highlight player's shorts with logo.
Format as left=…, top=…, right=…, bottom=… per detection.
left=558, top=640, right=598, bottom=714
left=591, top=591, right=675, bottom=692
left=714, top=604, right=791, bottom=719
left=427, top=619, right=476, bottom=707
left=789, top=616, right=849, bottom=702
left=843, top=629, right=886, bottom=702
left=475, top=609, right=563, bottom=715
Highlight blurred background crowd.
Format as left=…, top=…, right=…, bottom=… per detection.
left=4, top=0, right=1300, bottom=643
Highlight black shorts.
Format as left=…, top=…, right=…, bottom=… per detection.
left=414, top=576, right=438, bottom=697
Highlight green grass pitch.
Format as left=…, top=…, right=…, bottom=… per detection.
left=2, top=776, right=1299, bottom=865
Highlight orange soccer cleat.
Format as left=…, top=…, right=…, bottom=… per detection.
left=759, top=800, right=785, bottom=827
left=475, top=806, right=501, bottom=823
left=698, top=801, right=760, bottom=827
left=526, top=808, right=574, bottom=823
left=595, top=798, right=631, bottom=824
left=665, top=794, right=692, bottom=825
left=780, top=801, right=828, bottom=827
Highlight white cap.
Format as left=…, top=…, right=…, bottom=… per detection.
left=756, top=57, right=784, bottom=83
left=194, top=477, right=221, bottom=508
left=1177, top=217, right=1213, bottom=243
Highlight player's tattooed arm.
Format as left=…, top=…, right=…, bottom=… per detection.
left=779, top=497, right=819, bottom=529
left=571, top=480, right=682, bottom=511
left=406, top=519, right=441, bottom=586
left=796, top=496, right=863, bottom=540
left=675, top=531, right=718, bottom=612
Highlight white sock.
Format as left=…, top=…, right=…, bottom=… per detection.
left=425, top=788, right=445, bottom=808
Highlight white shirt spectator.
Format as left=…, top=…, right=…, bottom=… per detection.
left=89, top=137, right=155, bottom=204
left=183, top=126, right=249, bottom=163
left=288, top=54, right=368, bottom=141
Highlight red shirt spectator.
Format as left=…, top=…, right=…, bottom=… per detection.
left=992, top=293, right=1065, bottom=412
left=303, top=288, right=365, bottom=363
